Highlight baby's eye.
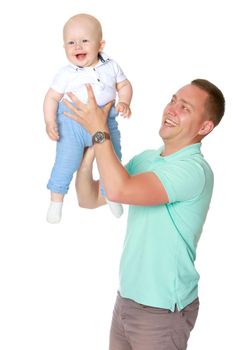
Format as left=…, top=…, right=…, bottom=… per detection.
left=67, top=41, right=75, bottom=46
left=82, top=39, right=89, bottom=43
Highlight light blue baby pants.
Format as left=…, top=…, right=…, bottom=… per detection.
left=47, top=102, right=122, bottom=195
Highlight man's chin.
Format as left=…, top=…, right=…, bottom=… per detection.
left=159, top=127, right=168, bottom=139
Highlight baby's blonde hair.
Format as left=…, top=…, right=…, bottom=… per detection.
left=63, top=13, right=103, bottom=40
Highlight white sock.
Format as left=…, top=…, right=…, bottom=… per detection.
left=106, top=199, right=123, bottom=218
left=46, top=201, right=63, bottom=224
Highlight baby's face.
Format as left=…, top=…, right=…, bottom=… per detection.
left=63, top=18, right=104, bottom=67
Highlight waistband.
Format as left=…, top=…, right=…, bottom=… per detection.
left=117, top=291, right=199, bottom=313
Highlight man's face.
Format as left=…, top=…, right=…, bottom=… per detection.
left=159, top=84, right=212, bottom=146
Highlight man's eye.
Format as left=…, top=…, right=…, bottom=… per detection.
left=182, top=105, right=190, bottom=112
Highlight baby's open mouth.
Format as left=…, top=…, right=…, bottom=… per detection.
left=75, top=53, right=86, bottom=60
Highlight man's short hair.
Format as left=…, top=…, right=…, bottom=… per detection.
left=191, top=79, right=225, bottom=126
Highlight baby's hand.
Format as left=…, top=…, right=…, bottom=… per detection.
left=115, top=102, right=131, bottom=118
left=46, top=122, right=59, bottom=141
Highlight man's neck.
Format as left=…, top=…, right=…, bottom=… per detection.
left=161, top=140, right=200, bottom=157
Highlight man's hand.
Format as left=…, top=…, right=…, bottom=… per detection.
left=116, top=102, right=131, bottom=118
left=63, top=84, right=113, bottom=135
left=46, top=122, right=59, bottom=141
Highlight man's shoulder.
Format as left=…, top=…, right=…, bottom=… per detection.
left=179, top=152, right=214, bottom=179
left=125, top=148, right=161, bottom=173
left=131, top=148, right=161, bottom=162
left=164, top=155, right=213, bottom=182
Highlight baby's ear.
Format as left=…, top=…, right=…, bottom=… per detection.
left=99, top=40, right=106, bottom=51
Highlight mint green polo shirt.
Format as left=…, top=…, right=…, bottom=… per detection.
left=119, top=143, right=213, bottom=311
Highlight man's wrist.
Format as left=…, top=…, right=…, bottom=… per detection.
left=92, top=131, right=110, bottom=144
left=118, top=101, right=129, bottom=105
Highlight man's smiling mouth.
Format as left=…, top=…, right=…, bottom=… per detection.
left=164, top=118, right=178, bottom=127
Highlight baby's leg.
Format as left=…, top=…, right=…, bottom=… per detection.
left=47, top=105, right=86, bottom=223
left=51, top=192, right=64, bottom=202
left=46, top=191, right=65, bottom=224
left=108, top=108, right=122, bottom=161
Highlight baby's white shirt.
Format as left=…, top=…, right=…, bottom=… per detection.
left=50, top=53, right=127, bottom=105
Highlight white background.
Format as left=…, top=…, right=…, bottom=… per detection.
left=0, top=0, right=232, bottom=349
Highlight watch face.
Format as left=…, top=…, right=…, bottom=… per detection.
left=94, top=131, right=105, bottom=143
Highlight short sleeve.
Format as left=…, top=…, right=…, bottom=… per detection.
left=152, top=160, right=206, bottom=203
left=50, top=67, right=69, bottom=93
left=124, top=150, right=150, bottom=175
left=125, top=158, right=134, bottom=175
left=111, top=60, right=127, bottom=83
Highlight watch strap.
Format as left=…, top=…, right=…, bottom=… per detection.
left=102, top=132, right=110, bottom=140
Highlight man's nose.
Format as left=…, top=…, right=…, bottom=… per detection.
left=167, top=107, right=176, bottom=116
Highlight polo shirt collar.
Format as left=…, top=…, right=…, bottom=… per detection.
left=70, top=52, right=110, bottom=71
left=159, top=143, right=202, bottom=160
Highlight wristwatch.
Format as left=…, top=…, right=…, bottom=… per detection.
left=92, top=131, right=110, bottom=144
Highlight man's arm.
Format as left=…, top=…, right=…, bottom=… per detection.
left=93, top=139, right=168, bottom=206
left=75, top=147, right=106, bottom=208
left=63, top=85, right=169, bottom=206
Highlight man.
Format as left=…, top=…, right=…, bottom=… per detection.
left=64, top=79, right=225, bottom=350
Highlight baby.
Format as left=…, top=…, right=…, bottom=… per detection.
left=44, top=13, right=133, bottom=223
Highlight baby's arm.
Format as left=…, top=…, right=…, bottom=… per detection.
left=43, top=88, right=64, bottom=141
left=116, top=79, right=133, bottom=118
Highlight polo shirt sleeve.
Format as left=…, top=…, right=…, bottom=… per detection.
left=111, top=60, right=127, bottom=83
left=125, top=150, right=154, bottom=175
left=125, top=159, right=134, bottom=174
left=152, top=160, right=206, bottom=203
left=50, top=67, right=69, bottom=94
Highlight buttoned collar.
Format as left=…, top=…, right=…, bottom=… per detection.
left=69, top=52, right=110, bottom=71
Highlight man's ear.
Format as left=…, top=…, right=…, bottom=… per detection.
left=99, top=40, right=106, bottom=51
left=198, top=120, right=215, bottom=136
